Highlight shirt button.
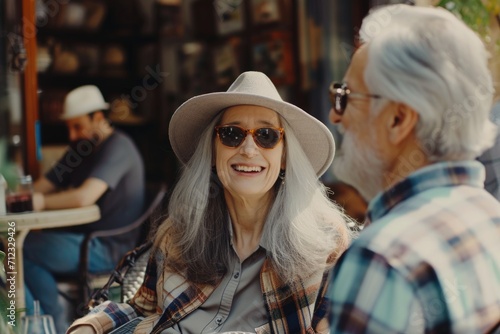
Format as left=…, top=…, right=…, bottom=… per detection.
left=216, top=317, right=223, bottom=325
left=233, top=272, right=240, bottom=279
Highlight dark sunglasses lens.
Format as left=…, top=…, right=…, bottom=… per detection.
left=332, top=83, right=347, bottom=114
left=336, top=93, right=347, bottom=114
left=255, top=128, right=281, bottom=148
left=218, top=126, right=245, bottom=147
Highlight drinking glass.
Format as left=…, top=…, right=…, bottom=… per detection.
left=20, top=301, right=56, bottom=334
left=6, top=175, right=33, bottom=213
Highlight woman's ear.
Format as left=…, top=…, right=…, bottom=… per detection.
left=387, top=103, right=419, bottom=145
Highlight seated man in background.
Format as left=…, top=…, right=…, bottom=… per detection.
left=25, top=85, right=145, bottom=333
left=327, top=4, right=500, bottom=333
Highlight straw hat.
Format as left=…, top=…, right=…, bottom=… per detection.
left=168, top=71, right=335, bottom=177
left=61, top=85, right=109, bottom=120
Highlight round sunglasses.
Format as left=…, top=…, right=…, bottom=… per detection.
left=214, top=125, right=284, bottom=149
left=329, top=82, right=382, bottom=115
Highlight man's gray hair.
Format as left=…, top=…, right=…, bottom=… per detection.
left=360, top=4, right=497, bottom=161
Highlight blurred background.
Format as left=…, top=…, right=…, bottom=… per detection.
left=0, top=0, right=499, bottom=188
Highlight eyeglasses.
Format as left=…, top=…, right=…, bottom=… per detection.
left=214, top=125, right=284, bottom=149
left=329, top=82, right=382, bottom=115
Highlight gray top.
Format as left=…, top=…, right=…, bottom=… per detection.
left=166, top=246, right=267, bottom=333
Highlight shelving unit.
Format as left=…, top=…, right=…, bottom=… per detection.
left=156, top=0, right=303, bottom=120
left=34, top=0, right=172, bottom=181
left=188, top=0, right=298, bottom=91
left=33, top=0, right=306, bottom=185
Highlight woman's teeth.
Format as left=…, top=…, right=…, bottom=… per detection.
left=233, top=165, right=262, bottom=172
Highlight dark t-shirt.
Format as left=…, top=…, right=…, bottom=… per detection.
left=45, top=130, right=145, bottom=258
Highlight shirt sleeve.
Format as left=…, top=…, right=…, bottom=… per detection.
left=327, top=245, right=427, bottom=334
left=66, top=252, right=159, bottom=334
left=88, top=136, right=133, bottom=190
left=311, top=268, right=333, bottom=331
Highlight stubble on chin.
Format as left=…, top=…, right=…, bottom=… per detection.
left=332, top=135, right=384, bottom=202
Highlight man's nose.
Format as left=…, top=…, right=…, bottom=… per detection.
left=329, top=107, right=342, bottom=124
left=68, top=129, right=77, bottom=142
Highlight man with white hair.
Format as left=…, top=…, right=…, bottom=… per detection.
left=24, top=85, right=145, bottom=333
left=327, top=4, right=500, bottom=333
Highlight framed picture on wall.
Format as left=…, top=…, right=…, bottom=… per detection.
left=157, top=4, right=184, bottom=38
left=252, top=31, right=294, bottom=85
left=251, top=0, right=281, bottom=25
left=213, top=38, right=242, bottom=87
left=215, top=0, right=245, bottom=35
left=178, top=42, right=211, bottom=98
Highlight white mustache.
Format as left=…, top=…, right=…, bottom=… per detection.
left=336, top=124, right=345, bottom=136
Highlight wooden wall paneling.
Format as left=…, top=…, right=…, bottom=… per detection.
left=21, top=0, right=39, bottom=178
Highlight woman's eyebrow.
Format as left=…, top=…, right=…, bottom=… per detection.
left=221, top=120, right=279, bottom=127
left=258, top=120, right=279, bottom=126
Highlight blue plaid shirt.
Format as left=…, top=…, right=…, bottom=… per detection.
left=328, top=161, right=500, bottom=333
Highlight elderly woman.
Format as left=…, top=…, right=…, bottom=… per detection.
left=68, top=71, right=352, bottom=334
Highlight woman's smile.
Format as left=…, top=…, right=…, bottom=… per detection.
left=231, top=164, right=265, bottom=174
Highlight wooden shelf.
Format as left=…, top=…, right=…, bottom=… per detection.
left=37, top=28, right=158, bottom=44
left=38, top=73, right=137, bottom=90
left=109, top=112, right=150, bottom=126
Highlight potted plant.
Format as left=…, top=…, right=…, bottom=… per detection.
left=0, top=250, right=18, bottom=334
left=434, top=0, right=500, bottom=101
left=436, top=0, right=499, bottom=39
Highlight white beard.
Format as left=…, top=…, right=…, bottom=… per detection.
left=332, top=130, right=386, bottom=202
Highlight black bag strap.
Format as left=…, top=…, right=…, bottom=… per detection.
left=86, top=241, right=153, bottom=312
left=486, top=318, right=500, bottom=334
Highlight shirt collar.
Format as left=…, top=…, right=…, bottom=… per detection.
left=228, top=214, right=270, bottom=251
left=367, top=160, right=485, bottom=222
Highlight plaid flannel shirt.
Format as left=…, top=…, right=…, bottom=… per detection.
left=70, top=251, right=332, bottom=334
left=327, top=161, right=500, bottom=334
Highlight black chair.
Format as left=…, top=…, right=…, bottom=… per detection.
left=488, top=319, right=500, bottom=334
left=80, top=182, right=167, bottom=302
left=57, top=182, right=167, bottom=317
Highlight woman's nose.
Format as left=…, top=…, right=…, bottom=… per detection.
left=239, top=134, right=259, bottom=156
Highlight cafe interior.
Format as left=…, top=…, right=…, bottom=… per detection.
left=0, top=0, right=499, bottom=331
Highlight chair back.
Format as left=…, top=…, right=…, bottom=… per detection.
left=84, top=182, right=167, bottom=245
left=78, top=182, right=167, bottom=307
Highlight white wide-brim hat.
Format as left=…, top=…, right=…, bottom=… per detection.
left=168, top=71, right=335, bottom=177
left=61, top=85, right=110, bottom=120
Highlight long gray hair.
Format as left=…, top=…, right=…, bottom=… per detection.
left=154, top=110, right=351, bottom=284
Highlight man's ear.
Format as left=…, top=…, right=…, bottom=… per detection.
left=387, top=103, right=419, bottom=145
